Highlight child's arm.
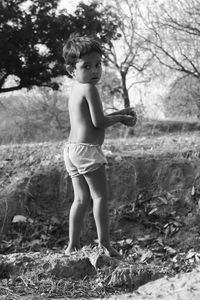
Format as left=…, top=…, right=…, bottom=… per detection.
left=107, top=107, right=136, bottom=117
left=85, top=84, right=136, bottom=128
left=107, top=107, right=137, bottom=126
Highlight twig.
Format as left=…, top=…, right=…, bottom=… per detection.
left=0, top=197, right=8, bottom=238
left=0, top=285, right=19, bottom=298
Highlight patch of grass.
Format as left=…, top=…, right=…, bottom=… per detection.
left=105, top=131, right=200, bottom=159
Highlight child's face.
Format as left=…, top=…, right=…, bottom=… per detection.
left=73, top=51, right=102, bottom=85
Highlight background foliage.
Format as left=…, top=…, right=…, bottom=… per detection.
left=0, top=0, right=200, bottom=145
left=0, top=0, right=120, bottom=93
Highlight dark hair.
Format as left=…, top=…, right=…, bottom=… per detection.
left=63, top=33, right=103, bottom=78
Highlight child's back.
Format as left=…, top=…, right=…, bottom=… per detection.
left=68, top=82, right=105, bottom=145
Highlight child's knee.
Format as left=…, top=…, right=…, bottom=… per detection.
left=92, top=195, right=108, bottom=204
left=74, top=196, right=90, bottom=207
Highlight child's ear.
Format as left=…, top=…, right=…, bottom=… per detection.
left=66, top=65, right=74, bottom=77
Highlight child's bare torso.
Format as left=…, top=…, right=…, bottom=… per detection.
left=68, top=83, right=105, bottom=145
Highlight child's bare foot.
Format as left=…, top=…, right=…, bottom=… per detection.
left=65, top=245, right=80, bottom=256
left=99, top=245, right=123, bottom=259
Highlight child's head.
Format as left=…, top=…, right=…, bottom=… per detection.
left=63, top=33, right=103, bottom=82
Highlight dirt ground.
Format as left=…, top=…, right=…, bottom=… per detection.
left=1, top=266, right=200, bottom=300
left=0, top=134, right=200, bottom=299
left=98, top=267, right=200, bottom=300
left=0, top=252, right=200, bottom=300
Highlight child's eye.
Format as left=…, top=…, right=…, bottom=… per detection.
left=84, top=65, right=90, bottom=70
left=96, top=62, right=102, bottom=68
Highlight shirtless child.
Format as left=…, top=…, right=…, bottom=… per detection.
left=63, top=34, right=136, bottom=257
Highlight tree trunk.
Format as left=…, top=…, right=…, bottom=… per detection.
left=120, top=71, right=130, bottom=107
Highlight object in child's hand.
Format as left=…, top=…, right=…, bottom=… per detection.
left=127, top=115, right=137, bottom=127
left=126, top=108, right=137, bottom=127
left=121, top=114, right=137, bottom=127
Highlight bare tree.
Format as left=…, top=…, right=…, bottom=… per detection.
left=144, top=0, right=200, bottom=79
left=102, top=0, right=154, bottom=107
left=140, top=0, right=200, bottom=117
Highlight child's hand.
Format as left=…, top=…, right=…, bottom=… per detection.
left=118, top=107, right=137, bottom=127
left=120, top=114, right=137, bottom=127
left=118, top=107, right=137, bottom=117
left=128, top=108, right=137, bottom=120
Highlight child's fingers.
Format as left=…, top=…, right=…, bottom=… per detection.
left=122, top=115, right=137, bottom=127
left=128, top=108, right=137, bottom=117
left=127, top=118, right=137, bottom=127
left=123, top=108, right=137, bottom=119
left=118, top=107, right=136, bottom=116
left=122, top=107, right=132, bottom=115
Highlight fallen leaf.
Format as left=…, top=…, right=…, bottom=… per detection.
left=191, top=186, right=195, bottom=196
left=12, top=215, right=27, bottom=223
left=164, top=246, right=177, bottom=255
left=140, top=250, right=153, bottom=262
left=148, top=207, right=158, bottom=215
left=186, top=251, right=196, bottom=260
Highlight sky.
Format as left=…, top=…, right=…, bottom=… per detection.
left=59, top=0, right=91, bottom=13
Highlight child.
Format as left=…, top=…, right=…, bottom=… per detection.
left=63, top=34, right=136, bottom=257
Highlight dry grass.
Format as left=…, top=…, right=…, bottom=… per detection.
left=105, top=131, right=200, bottom=159
left=0, top=131, right=200, bottom=159
left=0, top=130, right=200, bottom=299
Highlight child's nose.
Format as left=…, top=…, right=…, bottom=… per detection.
left=91, top=68, right=97, bottom=74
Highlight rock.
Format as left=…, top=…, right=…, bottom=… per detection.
left=47, top=252, right=97, bottom=279
left=0, top=250, right=96, bottom=281
left=82, top=245, right=121, bottom=269
left=108, top=263, right=163, bottom=289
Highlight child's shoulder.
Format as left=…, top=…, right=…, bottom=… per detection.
left=70, top=83, right=98, bottom=102
left=74, top=82, right=98, bottom=97
left=73, top=82, right=96, bottom=91
left=82, top=83, right=97, bottom=91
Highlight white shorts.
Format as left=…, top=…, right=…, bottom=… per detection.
left=64, top=143, right=108, bottom=178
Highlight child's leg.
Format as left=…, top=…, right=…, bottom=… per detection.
left=84, top=166, right=121, bottom=257
left=66, top=175, right=91, bottom=254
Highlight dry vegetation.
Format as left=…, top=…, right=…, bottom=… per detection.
left=0, top=121, right=200, bottom=299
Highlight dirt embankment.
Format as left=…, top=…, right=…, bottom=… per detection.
left=0, top=139, right=200, bottom=299
left=1, top=141, right=200, bottom=236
